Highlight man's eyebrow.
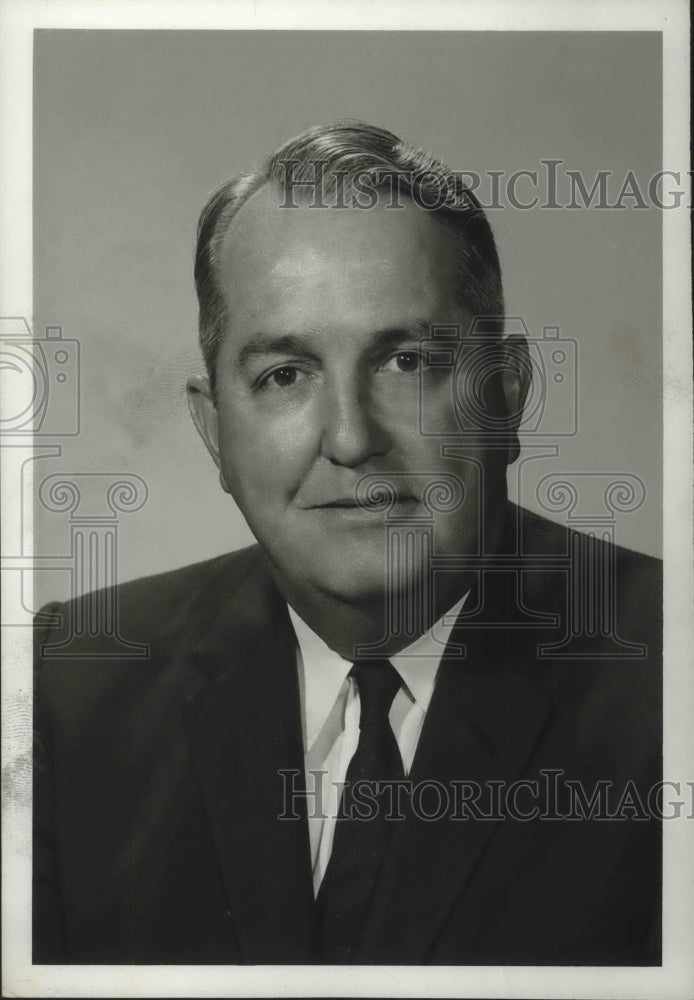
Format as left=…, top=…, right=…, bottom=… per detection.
left=236, top=334, right=319, bottom=369
left=368, top=322, right=434, bottom=347
left=236, top=322, right=435, bottom=369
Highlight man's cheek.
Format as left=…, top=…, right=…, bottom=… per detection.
left=227, top=438, right=312, bottom=505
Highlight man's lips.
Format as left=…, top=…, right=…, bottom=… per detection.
left=312, top=500, right=363, bottom=508
left=301, top=496, right=417, bottom=510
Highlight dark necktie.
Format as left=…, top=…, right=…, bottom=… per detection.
left=317, top=659, right=405, bottom=963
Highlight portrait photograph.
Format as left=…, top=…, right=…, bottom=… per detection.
left=1, top=2, right=692, bottom=998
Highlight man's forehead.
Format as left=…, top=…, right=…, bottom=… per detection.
left=218, top=181, right=459, bottom=282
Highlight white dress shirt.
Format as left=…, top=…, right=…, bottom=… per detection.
left=288, top=594, right=468, bottom=897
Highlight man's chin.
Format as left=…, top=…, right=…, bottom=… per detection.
left=277, top=532, right=434, bottom=605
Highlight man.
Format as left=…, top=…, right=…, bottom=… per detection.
left=34, top=121, right=661, bottom=965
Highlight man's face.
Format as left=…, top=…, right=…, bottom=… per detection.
left=189, top=185, right=518, bottom=606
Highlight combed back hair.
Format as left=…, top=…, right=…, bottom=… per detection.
left=194, top=121, right=505, bottom=392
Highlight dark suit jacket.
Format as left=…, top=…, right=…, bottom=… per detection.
left=33, top=503, right=662, bottom=965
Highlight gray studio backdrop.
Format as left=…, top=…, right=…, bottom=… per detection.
left=34, top=30, right=662, bottom=606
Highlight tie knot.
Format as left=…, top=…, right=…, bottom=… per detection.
left=350, top=659, right=402, bottom=728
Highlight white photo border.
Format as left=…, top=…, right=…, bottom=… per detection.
left=1, top=1, right=691, bottom=997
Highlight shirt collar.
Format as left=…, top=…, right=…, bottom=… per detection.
left=289, top=592, right=469, bottom=754
left=390, top=591, right=468, bottom=712
left=289, top=607, right=352, bottom=752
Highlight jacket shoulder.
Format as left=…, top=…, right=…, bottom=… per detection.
left=36, top=544, right=264, bottom=656
left=513, top=503, right=661, bottom=628
left=103, top=544, right=262, bottom=616
left=516, top=502, right=661, bottom=566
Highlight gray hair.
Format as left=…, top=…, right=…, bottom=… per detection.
left=194, top=121, right=504, bottom=392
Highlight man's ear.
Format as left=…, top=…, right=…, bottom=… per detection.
left=499, top=333, right=531, bottom=466
left=186, top=376, right=231, bottom=493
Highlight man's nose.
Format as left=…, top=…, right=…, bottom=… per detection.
left=319, top=378, right=392, bottom=467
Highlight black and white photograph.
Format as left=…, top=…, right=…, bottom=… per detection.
left=1, top=2, right=692, bottom=998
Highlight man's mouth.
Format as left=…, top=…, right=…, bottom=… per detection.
left=313, top=499, right=371, bottom=509
left=305, top=496, right=417, bottom=510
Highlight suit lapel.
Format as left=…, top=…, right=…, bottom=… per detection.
left=357, top=563, right=556, bottom=964
left=182, top=555, right=320, bottom=963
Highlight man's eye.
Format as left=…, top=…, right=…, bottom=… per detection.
left=261, top=366, right=300, bottom=390
left=390, top=351, right=421, bottom=373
